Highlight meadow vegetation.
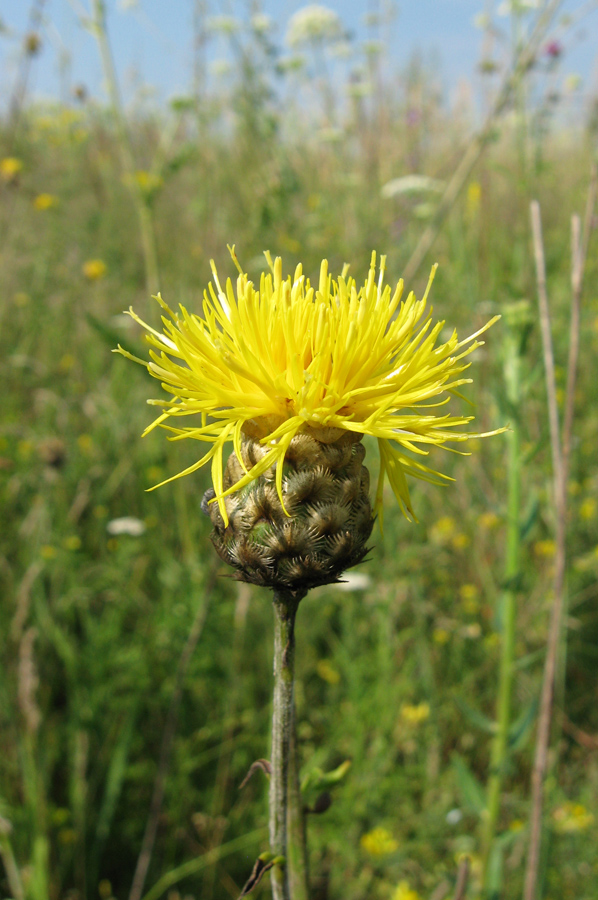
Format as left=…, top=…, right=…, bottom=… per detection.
left=1, top=3, right=597, bottom=900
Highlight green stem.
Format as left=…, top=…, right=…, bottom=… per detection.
left=481, top=335, right=522, bottom=886
left=90, top=0, right=160, bottom=300
left=288, top=707, right=310, bottom=900
left=270, top=590, right=303, bottom=900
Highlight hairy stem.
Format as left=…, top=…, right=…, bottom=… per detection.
left=270, top=590, right=303, bottom=900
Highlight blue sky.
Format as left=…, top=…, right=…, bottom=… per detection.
left=1, top=0, right=597, bottom=108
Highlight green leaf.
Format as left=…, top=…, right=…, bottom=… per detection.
left=301, top=759, right=351, bottom=795
left=451, top=754, right=486, bottom=816
left=454, top=696, right=496, bottom=735
left=486, top=840, right=503, bottom=899
left=520, top=496, right=540, bottom=541
left=508, top=698, right=539, bottom=751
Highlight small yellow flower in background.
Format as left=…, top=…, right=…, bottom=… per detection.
left=145, top=465, right=164, bottom=483
left=34, top=192, right=59, bottom=211
left=17, top=440, right=33, bottom=460
left=316, top=659, right=341, bottom=685
left=1, top=157, right=23, bottom=182
left=360, top=826, right=399, bottom=857
left=508, top=819, right=525, bottom=833
left=118, top=249, right=502, bottom=526
left=552, top=802, right=594, bottom=833
left=134, top=170, right=163, bottom=195
left=63, top=535, right=81, bottom=551
left=400, top=702, right=430, bottom=724
left=534, top=539, right=556, bottom=558
left=478, top=510, right=500, bottom=530
left=393, top=880, right=421, bottom=900
left=430, top=516, right=456, bottom=544
left=580, top=497, right=596, bottom=520
left=433, top=627, right=450, bottom=645
left=77, top=434, right=93, bottom=453
left=568, top=480, right=581, bottom=496
left=83, top=259, right=107, bottom=281
left=452, top=532, right=470, bottom=550
left=460, top=583, right=480, bottom=614
left=280, top=234, right=302, bottom=254
left=465, top=181, right=482, bottom=220
left=40, top=545, right=57, bottom=560
left=14, top=292, right=30, bottom=307
left=59, top=353, right=75, bottom=372
left=484, top=632, right=500, bottom=649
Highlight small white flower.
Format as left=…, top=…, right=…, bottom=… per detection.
left=107, top=517, right=146, bottom=536
left=446, top=808, right=463, bottom=825
left=381, top=175, right=445, bottom=199
left=286, top=5, right=343, bottom=47
left=333, top=572, right=372, bottom=592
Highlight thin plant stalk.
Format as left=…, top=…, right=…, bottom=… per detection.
left=402, top=0, right=563, bottom=284
left=523, top=174, right=596, bottom=899
left=481, top=327, right=522, bottom=884
left=270, top=590, right=304, bottom=900
left=288, top=710, right=310, bottom=900
left=0, top=819, right=24, bottom=900
left=90, top=0, right=160, bottom=300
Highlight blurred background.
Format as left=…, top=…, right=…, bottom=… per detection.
left=1, top=2, right=598, bottom=899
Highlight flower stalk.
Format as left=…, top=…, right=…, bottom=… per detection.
left=270, top=589, right=304, bottom=900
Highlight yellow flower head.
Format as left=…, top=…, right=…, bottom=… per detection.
left=400, top=701, right=430, bottom=724
left=34, top=193, right=59, bottom=210
left=360, top=826, right=398, bottom=857
left=393, top=881, right=421, bottom=900
left=1, top=157, right=23, bottom=182
left=83, top=259, right=107, bottom=281
left=118, top=248, right=501, bottom=525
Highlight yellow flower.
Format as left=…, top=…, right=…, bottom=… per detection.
left=552, top=802, right=594, bottom=833
left=393, top=880, right=421, bottom=900
left=316, top=659, right=341, bottom=684
left=534, top=539, right=556, bottom=558
left=430, top=516, right=456, bottom=544
left=83, top=259, right=107, bottom=281
left=360, top=826, right=398, bottom=857
left=580, top=497, right=596, bottom=520
left=1, top=156, right=23, bottom=182
left=134, top=170, right=163, bottom=195
left=460, top=583, right=479, bottom=613
left=400, top=702, right=430, bottom=724
left=433, top=627, right=450, bottom=644
left=478, top=510, right=500, bottom=530
left=465, top=181, right=482, bottom=220
left=119, top=249, right=501, bottom=525
left=34, top=192, right=59, bottom=210
left=452, top=532, right=470, bottom=550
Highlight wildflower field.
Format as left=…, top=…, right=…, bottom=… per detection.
left=1, top=3, right=598, bottom=900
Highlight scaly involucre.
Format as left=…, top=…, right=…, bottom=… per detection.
left=117, top=248, right=499, bottom=525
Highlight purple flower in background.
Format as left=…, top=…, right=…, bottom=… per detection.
left=406, top=108, right=422, bottom=127
left=544, top=40, right=563, bottom=59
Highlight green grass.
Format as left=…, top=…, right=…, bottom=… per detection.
left=1, top=24, right=598, bottom=900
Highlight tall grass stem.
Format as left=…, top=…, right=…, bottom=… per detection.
left=90, top=0, right=160, bottom=301
left=523, top=171, right=596, bottom=899
left=402, top=0, right=563, bottom=284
